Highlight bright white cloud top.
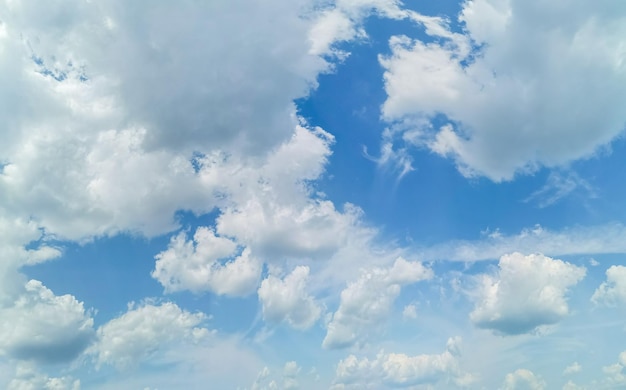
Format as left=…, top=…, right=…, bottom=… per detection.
left=1, top=0, right=626, bottom=389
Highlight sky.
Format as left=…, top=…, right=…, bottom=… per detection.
left=1, top=0, right=626, bottom=389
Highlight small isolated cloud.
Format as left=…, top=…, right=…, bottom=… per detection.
left=469, top=253, right=586, bottom=335
left=323, top=257, right=433, bottom=349
left=332, top=337, right=471, bottom=388
left=258, top=266, right=322, bottom=330
left=90, top=302, right=209, bottom=370
left=591, top=265, right=626, bottom=306
left=152, top=227, right=261, bottom=297
left=563, top=362, right=582, bottom=376
left=502, top=369, right=546, bottom=390
left=0, top=280, right=94, bottom=364
left=402, top=304, right=418, bottom=320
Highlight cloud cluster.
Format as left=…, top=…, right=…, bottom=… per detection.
left=379, top=0, right=626, bottom=180
left=332, top=337, right=470, bottom=388
left=152, top=228, right=261, bottom=297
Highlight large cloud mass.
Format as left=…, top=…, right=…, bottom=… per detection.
left=379, top=0, right=626, bottom=180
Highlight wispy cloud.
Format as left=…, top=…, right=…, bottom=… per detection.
left=419, top=223, right=626, bottom=262
left=524, top=171, right=597, bottom=208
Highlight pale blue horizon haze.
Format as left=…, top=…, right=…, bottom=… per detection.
left=1, top=0, right=626, bottom=389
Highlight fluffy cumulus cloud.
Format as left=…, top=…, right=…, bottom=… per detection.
left=502, top=369, right=546, bottom=390
left=323, top=257, right=433, bottom=349
left=0, top=280, right=94, bottom=364
left=90, top=302, right=209, bottom=370
left=379, top=0, right=626, bottom=180
left=469, top=253, right=586, bottom=335
left=332, top=337, right=470, bottom=388
left=258, top=266, right=322, bottom=330
left=152, top=227, right=261, bottom=296
left=591, top=265, right=626, bottom=306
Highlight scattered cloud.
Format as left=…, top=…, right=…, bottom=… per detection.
left=323, top=257, right=433, bottom=349
left=591, top=265, right=626, bottom=306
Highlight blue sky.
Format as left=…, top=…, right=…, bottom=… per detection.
left=1, top=0, right=626, bottom=389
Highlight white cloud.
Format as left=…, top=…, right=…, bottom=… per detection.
left=502, top=369, right=546, bottom=390
left=469, top=253, right=586, bottom=335
left=258, top=266, right=322, bottom=330
left=323, top=257, right=433, bottom=349
left=0, top=280, right=94, bottom=364
left=591, top=265, right=626, bottom=306
left=563, top=362, right=582, bottom=376
left=379, top=0, right=626, bottom=180
left=332, top=337, right=469, bottom=388
left=152, top=227, right=261, bottom=297
left=90, top=302, right=209, bottom=370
